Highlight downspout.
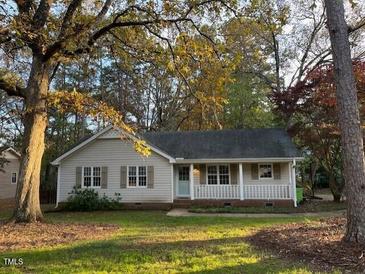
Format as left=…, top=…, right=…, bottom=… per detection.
left=55, top=164, right=60, bottom=208
left=293, top=159, right=297, bottom=207
left=170, top=164, right=174, bottom=203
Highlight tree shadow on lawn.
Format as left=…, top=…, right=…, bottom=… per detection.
left=247, top=217, right=364, bottom=273
left=0, top=234, right=312, bottom=273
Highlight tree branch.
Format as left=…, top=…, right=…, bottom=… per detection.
left=94, top=0, right=113, bottom=25
left=58, top=0, right=83, bottom=39
left=44, top=0, right=113, bottom=59
left=51, top=18, right=189, bottom=58
left=45, top=0, right=227, bottom=60
left=32, top=0, right=53, bottom=30
left=0, top=28, right=11, bottom=44
left=348, top=18, right=365, bottom=33
left=15, top=0, right=34, bottom=14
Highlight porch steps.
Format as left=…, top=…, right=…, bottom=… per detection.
left=173, top=199, right=192, bottom=208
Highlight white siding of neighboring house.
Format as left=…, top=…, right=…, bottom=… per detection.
left=0, top=151, right=20, bottom=200
left=58, top=138, right=173, bottom=203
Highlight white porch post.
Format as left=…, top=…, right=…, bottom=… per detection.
left=291, top=159, right=297, bottom=207
left=190, top=164, right=194, bottom=200
left=239, top=163, right=244, bottom=200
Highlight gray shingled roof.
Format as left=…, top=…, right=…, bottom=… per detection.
left=143, top=128, right=301, bottom=159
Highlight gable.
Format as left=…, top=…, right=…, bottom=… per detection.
left=62, top=138, right=171, bottom=165
left=51, top=126, right=175, bottom=165
left=1, top=148, right=21, bottom=160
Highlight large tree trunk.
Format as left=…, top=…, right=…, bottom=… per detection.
left=12, top=56, right=50, bottom=223
left=325, top=0, right=365, bottom=243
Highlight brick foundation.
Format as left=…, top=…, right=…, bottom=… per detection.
left=57, top=202, right=173, bottom=211
left=56, top=199, right=294, bottom=211
left=174, top=199, right=295, bottom=208
left=120, top=203, right=173, bottom=210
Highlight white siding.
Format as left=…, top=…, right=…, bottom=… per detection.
left=243, top=163, right=290, bottom=185
left=59, top=138, right=172, bottom=203
left=0, top=153, right=19, bottom=199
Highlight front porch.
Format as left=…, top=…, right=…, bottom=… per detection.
left=173, top=161, right=297, bottom=206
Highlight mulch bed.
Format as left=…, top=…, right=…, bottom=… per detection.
left=0, top=221, right=119, bottom=252
left=247, top=217, right=365, bottom=272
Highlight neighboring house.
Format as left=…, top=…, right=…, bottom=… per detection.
left=51, top=126, right=302, bottom=208
left=0, top=147, right=21, bottom=201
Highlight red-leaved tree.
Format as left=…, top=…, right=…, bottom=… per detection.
left=272, top=60, right=365, bottom=202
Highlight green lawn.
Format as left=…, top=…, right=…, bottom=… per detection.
left=0, top=210, right=328, bottom=273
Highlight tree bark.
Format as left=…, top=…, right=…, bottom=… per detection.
left=328, top=173, right=342, bottom=203
left=12, top=56, right=50, bottom=222
left=325, top=0, right=365, bottom=243
left=310, top=161, right=318, bottom=197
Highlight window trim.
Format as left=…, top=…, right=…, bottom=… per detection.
left=205, top=164, right=231, bottom=185
left=11, top=172, right=17, bottom=184
left=258, top=163, right=273, bottom=180
left=82, top=166, right=102, bottom=189
left=127, top=165, right=148, bottom=188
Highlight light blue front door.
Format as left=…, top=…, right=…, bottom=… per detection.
left=177, top=166, right=190, bottom=197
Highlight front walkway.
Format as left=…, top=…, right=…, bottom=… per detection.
left=167, top=208, right=346, bottom=218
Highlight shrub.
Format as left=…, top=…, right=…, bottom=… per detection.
left=65, top=187, right=122, bottom=211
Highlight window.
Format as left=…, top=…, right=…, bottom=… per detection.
left=83, top=167, right=101, bottom=188
left=138, top=166, right=147, bottom=187
left=128, top=166, right=137, bottom=186
left=178, top=166, right=190, bottom=181
left=11, top=172, right=17, bottom=184
left=128, top=166, right=148, bottom=188
left=207, top=166, right=218, bottom=184
left=219, top=165, right=229, bottom=184
left=207, top=165, right=230, bottom=185
left=259, top=164, right=273, bottom=179
left=93, top=167, right=101, bottom=187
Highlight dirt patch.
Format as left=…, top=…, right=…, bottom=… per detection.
left=247, top=218, right=365, bottom=272
left=0, top=221, right=119, bottom=252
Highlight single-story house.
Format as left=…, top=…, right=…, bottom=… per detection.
left=0, top=147, right=21, bottom=203
left=51, top=126, right=302, bottom=208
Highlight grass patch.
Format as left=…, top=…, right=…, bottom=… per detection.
left=0, top=210, right=326, bottom=273
left=189, top=200, right=346, bottom=214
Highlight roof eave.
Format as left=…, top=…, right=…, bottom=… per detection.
left=174, top=157, right=303, bottom=164
left=2, top=147, right=21, bottom=158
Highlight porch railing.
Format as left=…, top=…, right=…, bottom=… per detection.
left=194, top=185, right=240, bottom=199
left=243, top=185, right=291, bottom=200
left=193, top=184, right=291, bottom=200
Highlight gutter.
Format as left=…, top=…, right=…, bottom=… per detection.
left=174, top=157, right=304, bottom=164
